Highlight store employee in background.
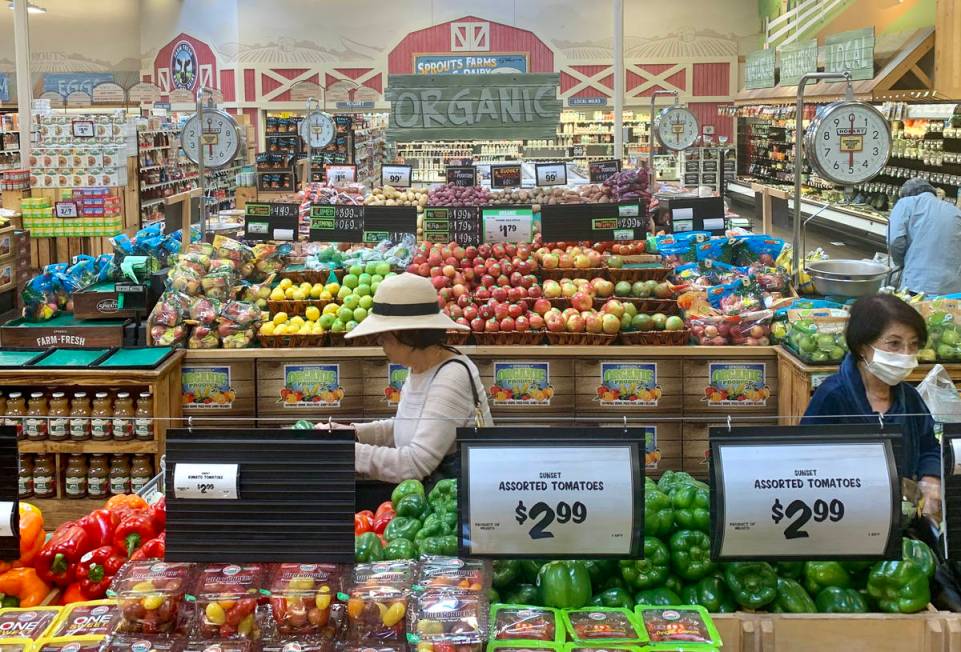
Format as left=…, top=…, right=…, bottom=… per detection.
left=802, top=294, right=941, bottom=518
left=318, top=273, right=492, bottom=487
left=888, top=177, right=961, bottom=296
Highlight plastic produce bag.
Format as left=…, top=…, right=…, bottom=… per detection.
left=21, top=270, right=63, bottom=321
left=917, top=364, right=961, bottom=423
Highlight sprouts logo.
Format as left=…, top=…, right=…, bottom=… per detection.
left=171, top=41, right=198, bottom=91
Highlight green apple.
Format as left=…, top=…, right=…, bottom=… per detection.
left=342, top=274, right=359, bottom=289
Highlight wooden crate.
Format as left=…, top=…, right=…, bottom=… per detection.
left=714, top=613, right=760, bottom=652
left=475, top=357, right=575, bottom=419
left=256, top=356, right=364, bottom=422
left=682, top=356, right=779, bottom=415
left=180, top=356, right=257, bottom=424
left=756, top=612, right=950, bottom=652
left=361, top=358, right=404, bottom=419
left=0, top=315, right=129, bottom=348
left=574, top=358, right=683, bottom=415
left=72, top=286, right=140, bottom=320
left=573, top=418, right=682, bottom=476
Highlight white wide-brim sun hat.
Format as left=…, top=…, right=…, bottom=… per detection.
left=345, top=272, right=469, bottom=339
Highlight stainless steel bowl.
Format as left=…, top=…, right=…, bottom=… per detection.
left=806, top=259, right=890, bottom=297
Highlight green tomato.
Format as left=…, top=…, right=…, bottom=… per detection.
left=810, top=350, right=829, bottom=363
left=829, top=346, right=845, bottom=361
left=816, top=334, right=836, bottom=350
left=799, top=335, right=818, bottom=353
left=942, top=329, right=959, bottom=347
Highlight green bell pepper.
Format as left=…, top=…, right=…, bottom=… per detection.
left=775, top=562, right=804, bottom=580
left=415, top=512, right=457, bottom=540
left=395, top=493, right=429, bottom=520
left=670, top=484, right=710, bottom=533
left=903, top=539, right=936, bottom=579
left=354, top=532, right=384, bottom=563
left=583, top=559, right=619, bottom=591
left=803, top=562, right=850, bottom=596
left=601, top=575, right=627, bottom=591
left=536, top=560, right=593, bottom=609
left=383, top=537, right=417, bottom=560
left=771, top=578, right=816, bottom=613
left=664, top=575, right=684, bottom=596
left=724, top=562, right=778, bottom=609
left=681, top=576, right=735, bottom=613
left=815, top=586, right=868, bottom=613
left=427, top=478, right=458, bottom=513
left=390, top=478, right=425, bottom=506
left=416, top=535, right=458, bottom=557
left=866, top=560, right=931, bottom=613
left=492, top=560, right=521, bottom=589
left=657, top=470, right=708, bottom=494
left=590, top=587, right=635, bottom=609
left=645, top=477, right=658, bottom=492
left=384, top=515, right=421, bottom=542
left=488, top=588, right=500, bottom=604
left=505, top=583, right=541, bottom=606
left=635, top=587, right=682, bottom=606
left=645, top=486, right=675, bottom=538
left=620, top=537, right=671, bottom=590
left=669, top=530, right=716, bottom=582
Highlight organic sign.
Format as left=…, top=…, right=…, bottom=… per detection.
left=825, top=28, right=875, bottom=81
left=309, top=205, right=417, bottom=243
left=182, top=366, right=235, bottom=409
left=281, top=364, right=342, bottom=408
left=490, top=362, right=553, bottom=406
left=745, top=49, right=776, bottom=90
left=482, top=206, right=533, bottom=244
left=779, top=39, right=818, bottom=86
left=642, top=427, right=660, bottom=470
left=596, top=362, right=661, bottom=407
left=386, top=74, right=561, bottom=142
left=705, top=363, right=770, bottom=407
left=384, top=363, right=409, bottom=405
left=422, top=206, right=481, bottom=247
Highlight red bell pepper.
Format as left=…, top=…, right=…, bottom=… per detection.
left=149, top=496, right=166, bottom=531
left=375, top=501, right=395, bottom=518
left=354, top=510, right=374, bottom=535
left=372, top=510, right=395, bottom=535
left=35, top=523, right=93, bottom=587
left=129, top=532, right=166, bottom=561
left=112, top=512, right=156, bottom=558
left=77, top=509, right=119, bottom=548
left=73, top=545, right=126, bottom=600
left=61, top=582, right=90, bottom=605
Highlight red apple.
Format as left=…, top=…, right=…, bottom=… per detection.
left=601, top=313, right=621, bottom=334
left=455, top=317, right=469, bottom=327
left=510, top=272, right=523, bottom=287
left=546, top=313, right=566, bottom=332
left=500, top=317, right=515, bottom=332
left=431, top=276, right=448, bottom=290
left=566, top=314, right=586, bottom=333
left=507, top=287, right=521, bottom=303
left=453, top=284, right=469, bottom=299
left=558, top=254, right=573, bottom=268
left=453, top=246, right=466, bottom=260
left=478, top=244, right=492, bottom=258
left=413, top=254, right=426, bottom=266
left=492, top=286, right=508, bottom=303
left=505, top=243, right=516, bottom=258
left=528, top=285, right=543, bottom=299
left=475, top=288, right=491, bottom=302
left=571, top=291, right=593, bottom=312
left=470, top=318, right=485, bottom=332
left=562, top=308, right=580, bottom=321
left=485, top=318, right=499, bottom=333
left=585, top=313, right=603, bottom=334
left=501, top=262, right=514, bottom=276
left=492, top=243, right=506, bottom=259
left=473, top=263, right=486, bottom=278
left=406, top=264, right=418, bottom=274
left=465, top=246, right=478, bottom=259
left=533, top=298, right=551, bottom=315
left=479, top=304, right=493, bottom=320
left=417, top=263, right=430, bottom=276
left=481, top=275, right=495, bottom=288
left=587, top=250, right=602, bottom=267
left=448, top=305, right=463, bottom=320
left=463, top=305, right=478, bottom=321
left=494, top=303, right=510, bottom=321
left=603, top=299, right=625, bottom=319
left=508, top=303, right=523, bottom=319
left=428, top=252, right=442, bottom=266
left=529, top=314, right=545, bottom=330
left=488, top=263, right=502, bottom=277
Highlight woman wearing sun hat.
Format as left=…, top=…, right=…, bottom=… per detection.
left=324, top=272, right=492, bottom=486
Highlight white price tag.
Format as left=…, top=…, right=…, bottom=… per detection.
left=717, top=442, right=895, bottom=558
left=0, top=501, right=13, bottom=537
left=174, top=463, right=239, bottom=500
left=536, top=163, right=567, bottom=187
left=483, top=210, right=532, bottom=244
left=274, top=228, right=294, bottom=241
left=326, top=165, right=356, bottom=185
left=382, top=165, right=412, bottom=188
left=952, top=439, right=961, bottom=476
left=465, top=446, right=635, bottom=555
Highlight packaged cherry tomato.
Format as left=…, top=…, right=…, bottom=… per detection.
left=101, top=636, right=186, bottom=652
left=111, top=561, right=196, bottom=636
left=490, top=605, right=562, bottom=644
left=183, top=640, right=255, bottom=652
left=561, top=609, right=644, bottom=644
left=417, top=558, right=490, bottom=593
left=561, top=645, right=643, bottom=652
left=408, top=589, right=487, bottom=646
left=488, top=644, right=563, bottom=652
left=266, top=563, right=345, bottom=638
left=194, top=564, right=265, bottom=640
left=50, top=601, right=118, bottom=638
left=261, top=639, right=333, bottom=652
left=33, top=636, right=105, bottom=652
left=352, top=561, right=416, bottom=590
left=338, top=646, right=405, bottom=652
left=0, top=608, right=61, bottom=641
left=344, top=587, right=408, bottom=642
left=634, top=606, right=719, bottom=646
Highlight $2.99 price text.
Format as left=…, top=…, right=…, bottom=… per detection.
left=771, top=497, right=845, bottom=540
left=514, top=500, right=587, bottom=540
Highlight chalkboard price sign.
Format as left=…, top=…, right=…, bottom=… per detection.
left=541, top=202, right=646, bottom=243
left=491, top=164, right=522, bottom=189
left=423, top=206, right=481, bottom=247
left=244, top=202, right=300, bottom=241
left=589, top=160, right=621, bottom=183
left=309, top=204, right=417, bottom=243
left=446, top=166, right=477, bottom=187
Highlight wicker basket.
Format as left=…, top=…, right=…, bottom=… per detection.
left=606, top=266, right=671, bottom=283
left=538, top=267, right=608, bottom=281
left=619, top=329, right=691, bottom=346
left=547, top=297, right=571, bottom=310
left=545, top=332, right=617, bottom=346
left=259, top=333, right=329, bottom=348
left=328, top=332, right=379, bottom=347
left=472, top=331, right=545, bottom=346
left=266, top=299, right=331, bottom=317
left=280, top=267, right=345, bottom=285
left=593, top=297, right=679, bottom=315
left=445, top=330, right=471, bottom=345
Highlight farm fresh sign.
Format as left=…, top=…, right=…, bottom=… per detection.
left=385, top=73, right=561, bottom=142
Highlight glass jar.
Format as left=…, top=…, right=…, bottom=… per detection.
left=109, top=454, right=131, bottom=496
left=18, top=454, right=33, bottom=499
left=24, top=392, right=47, bottom=441
left=134, top=392, right=154, bottom=442
left=112, top=392, right=134, bottom=441
left=69, top=392, right=91, bottom=441
left=130, top=454, right=154, bottom=494
left=87, top=453, right=109, bottom=499
left=90, top=392, right=112, bottom=441
left=5, top=392, right=25, bottom=440
left=33, top=453, right=55, bottom=498
left=48, top=392, right=70, bottom=441
left=64, top=453, right=88, bottom=499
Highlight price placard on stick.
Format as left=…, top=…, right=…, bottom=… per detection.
left=589, top=159, right=621, bottom=183
left=710, top=425, right=902, bottom=561
left=457, top=427, right=645, bottom=558
left=535, top=162, right=567, bottom=187
left=423, top=206, right=481, bottom=246
left=244, top=202, right=300, bottom=241
left=541, top=202, right=646, bottom=242
left=446, top=166, right=477, bottom=187
left=381, top=164, right=412, bottom=188
left=491, top=164, right=522, bottom=189
left=309, top=204, right=416, bottom=243
left=482, top=206, right=533, bottom=244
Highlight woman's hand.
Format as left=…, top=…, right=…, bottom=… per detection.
left=314, top=421, right=352, bottom=431
left=918, top=475, right=942, bottom=520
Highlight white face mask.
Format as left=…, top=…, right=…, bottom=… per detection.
left=865, top=346, right=918, bottom=386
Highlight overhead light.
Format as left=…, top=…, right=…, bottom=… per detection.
left=7, top=1, right=47, bottom=13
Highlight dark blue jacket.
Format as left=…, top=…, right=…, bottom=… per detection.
left=801, top=354, right=940, bottom=479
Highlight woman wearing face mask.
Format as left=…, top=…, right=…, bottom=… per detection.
left=802, top=294, right=940, bottom=517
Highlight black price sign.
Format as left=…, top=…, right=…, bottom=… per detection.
left=491, top=164, right=522, bottom=189
left=589, top=159, right=621, bottom=183
left=309, top=204, right=416, bottom=243
left=244, top=202, right=300, bottom=241
left=541, top=202, right=646, bottom=243
left=446, top=166, right=477, bottom=187
left=423, top=206, right=481, bottom=246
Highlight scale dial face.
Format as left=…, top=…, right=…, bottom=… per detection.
left=654, top=106, right=700, bottom=151
left=299, top=111, right=336, bottom=149
left=804, top=100, right=891, bottom=186
left=182, top=109, right=240, bottom=168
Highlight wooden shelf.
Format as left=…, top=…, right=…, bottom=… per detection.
left=26, top=497, right=110, bottom=526
left=19, top=440, right=158, bottom=454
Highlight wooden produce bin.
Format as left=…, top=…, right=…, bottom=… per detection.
left=362, top=357, right=407, bottom=419
left=257, top=353, right=365, bottom=423
left=712, top=613, right=760, bottom=652
left=178, top=351, right=257, bottom=426
left=9, top=350, right=183, bottom=527
left=1, top=314, right=129, bottom=348
left=681, top=418, right=779, bottom=480
left=755, top=611, right=954, bottom=652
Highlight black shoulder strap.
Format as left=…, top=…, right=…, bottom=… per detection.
left=431, top=358, right=480, bottom=408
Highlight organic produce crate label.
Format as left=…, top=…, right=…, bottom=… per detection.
left=182, top=366, right=235, bottom=409
left=282, top=364, right=342, bottom=407
left=715, top=440, right=896, bottom=558
left=491, top=362, right=553, bottom=406
left=704, top=363, right=769, bottom=407
left=596, top=363, right=660, bottom=407
left=464, top=445, right=636, bottom=555
left=384, top=363, right=409, bottom=405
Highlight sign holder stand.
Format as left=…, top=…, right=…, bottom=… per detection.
left=941, top=424, right=961, bottom=560
left=0, top=425, right=18, bottom=560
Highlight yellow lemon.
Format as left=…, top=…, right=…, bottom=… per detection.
left=323, top=303, right=339, bottom=315
left=273, top=324, right=288, bottom=335
left=311, top=322, right=324, bottom=335
left=284, top=286, right=297, bottom=299
left=269, top=288, right=285, bottom=302
left=279, top=278, right=293, bottom=290
left=310, top=284, right=324, bottom=299
left=299, top=324, right=311, bottom=335
left=292, top=289, right=307, bottom=301
left=325, top=282, right=341, bottom=295
left=273, top=312, right=288, bottom=325
left=319, top=290, right=332, bottom=301
left=289, top=316, right=305, bottom=328
left=305, top=306, right=321, bottom=322
left=259, top=322, right=275, bottom=336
